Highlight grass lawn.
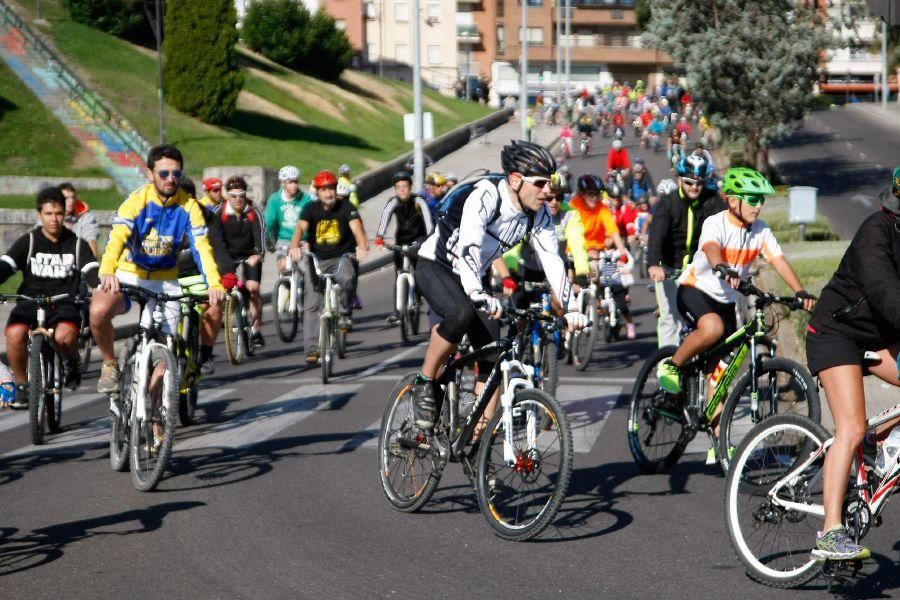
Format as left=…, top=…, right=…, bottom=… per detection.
left=0, top=60, right=105, bottom=177
left=2, top=188, right=124, bottom=210
left=0, top=273, right=22, bottom=295
left=761, top=196, right=839, bottom=243
left=11, top=0, right=493, bottom=183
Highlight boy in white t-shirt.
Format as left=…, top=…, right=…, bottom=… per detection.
left=657, top=167, right=816, bottom=397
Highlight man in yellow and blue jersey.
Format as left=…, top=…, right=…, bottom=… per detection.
left=89, top=144, right=225, bottom=393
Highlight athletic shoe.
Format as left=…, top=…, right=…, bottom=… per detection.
left=875, top=428, right=900, bottom=478
left=97, top=362, right=121, bottom=394
left=386, top=312, right=399, bottom=325
left=657, top=360, right=682, bottom=394
left=352, top=294, right=363, bottom=310
left=10, top=384, right=29, bottom=410
left=252, top=331, right=265, bottom=348
left=412, top=378, right=436, bottom=429
left=339, top=316, right=353, bottom=333
left=63, top=357, right=82, bottom=390
left=705, top=446, right=718, bottom=466
left=812, top=526, right=871, bottom=561
left=200, top=359, right=215, bottom=376
left=626, top=322, right=636, bottom=340
left=305, top=351, right=320, bottom=366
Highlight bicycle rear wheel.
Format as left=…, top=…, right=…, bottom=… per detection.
left=538, top=338, right=559, bottom=399
left=224, top=293, right=245, bottom=365
left=28, top=335, right=47, bottom=446
left=410, top=291, right=422, bottom=335
left=46, top=352, right=63, bottom=433
left=178, top=314, right=201, bottom=427
left=320, top=317, right=331, bottom=384
left=130, top=346, right=178, bottom=492
left=273, top=277, right=298, bottom=343
left=79, top=328, right=92, bottom=374
left=627, top=345, right=689, bottom=473
left=724, top=414, right=829, bottom=588
left=476, top=388, right=573, bottom=541
left=718, top=358, right=820, bottom=473
left=378, top=374, right=442, bottom=511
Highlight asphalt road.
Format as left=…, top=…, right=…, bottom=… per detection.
left=2, top=131, right=898, bottom=599
left=771, top=106, right=900, bottom=240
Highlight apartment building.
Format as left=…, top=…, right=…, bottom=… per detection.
left=819, top=0, right=896, bottom=95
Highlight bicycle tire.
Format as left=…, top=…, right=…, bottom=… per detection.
left=724, top=414, right=829, bottom=588
left=378, top=374, right=442, bottom=511
left=223, top=293, right=244, bottom=365
left=539, top=338, right=559, bottom=399
left=242, top=297, right=255, bottom=358
left=573, top=313, right=597, bottom=371
left=410, top=291, right=422, bottom=335
left=273, top=277, right=298, bottom=343
left=79, top=330, right=92, bottom=374
left=178, top=314, right=200, bottom=427
left=397, top=277, right=410, bottom=343
left=320, top=317, right=330, bottom=384
left=475, top=388, right=573, bottom=541
left=28, top=334, right=47, bottom=446
left=718, top=357, right=820, bottom=474
left=130, top=345, right=178, bottom=491
left=46, top=352, right=63, bottom=433
left=627, top=345, right=690, bottom=473
left=109, top=348, right=133, bottom=472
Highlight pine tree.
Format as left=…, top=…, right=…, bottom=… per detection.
left=644, top=0, right=834, bottom=169
left=162, top=0, right=243, bottom=125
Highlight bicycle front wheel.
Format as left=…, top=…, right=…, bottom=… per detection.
left=476, top=388, right=573, bottom=541
left=724, top=414, right=829, bottom=588
left=130, top=346, right=178, bottom=492
left=224, top=294, right=245, bottom=365
left=28, top=334, right=47, bottom=445
left=46, top=352, right=63, bottom=433
left=273, top=277, right=298, bottom=343
left=398, top=278, right=410, bottom=343
left=79, top=329, right=92, bottom=374
left=627, top=346, right=689, bottom=473
left=110, top=348, right=134, bottom=472
left=320, top=317, right=331, bottom=384
left=718, top=358, right=820, bottom=473
left=573, top=306, right=597, bottom=371
left=378, top=374, right=441, bottom=511
left=538, top=338, right=559, bottom=399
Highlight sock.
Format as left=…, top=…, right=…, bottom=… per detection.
left=413, top=372, right=434, bottom=385
left=199, top=345, right=213, bottom=364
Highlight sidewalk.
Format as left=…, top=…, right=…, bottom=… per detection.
left=0, top=117, right=555, bottom=354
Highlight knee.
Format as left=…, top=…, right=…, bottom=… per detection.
left=55, top=325, right=77, bottom=348
left=698, top=318, right=724, bottom=343
left=89, top=292, right=115, bottom=322
left=835, top=420, right=867, bottom=448
left=6, top=326, right=27, bottom=348
left=246, top=281, right=260, bottom=296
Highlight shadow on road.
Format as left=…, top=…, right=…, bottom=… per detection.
left=0, top=501, right=204, bottom=577
left=773, top=156, right=888, bottom=196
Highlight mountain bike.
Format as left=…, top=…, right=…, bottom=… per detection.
left=308, top=253, right=350, bottom=384
left=519, top=281, right=561, bottom=399
left=0, top=292, right=83, bottom=445
left=272, top=247, right=303, bottom=343
left=77, top=288, right=92, bottom=374
left=174, top=276, right=207, bottom=426
left=385, top=243, right=422, bottom=343
left=570, top=281, right=599, bottom=371
left=724, top=404, right=900, bottom=588
left=595, top=250, right=634, bottom=344
left=224, top=259, right=257, bottom=365
left=627, top=279, right=820, bottom=474
left=108, top=284, right=186, bottom=491
left=378, top=305, right=574, bottom=541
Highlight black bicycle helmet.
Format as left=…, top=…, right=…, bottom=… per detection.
left=501, top=140, right=557, bottom=177
left=577, top=173, right=602, bottom=194
left=392, top=170, right=412, bottom=185
left=605, top=182, right=623, bottom=199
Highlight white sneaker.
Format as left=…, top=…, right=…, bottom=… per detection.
left=875, top=428, right=900, bottom=478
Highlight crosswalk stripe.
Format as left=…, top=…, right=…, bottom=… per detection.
left=556, top=385, right=623, bottom=454
left=175, top=384, right=361, bottom=451
left=0, top=392, right=102, bottom=435
left=2, top=387, right=236, bottom=458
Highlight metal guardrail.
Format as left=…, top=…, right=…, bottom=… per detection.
left=0, top=0, right=151, bottom=163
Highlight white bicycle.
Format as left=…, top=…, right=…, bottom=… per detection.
left=385, top=242, right=422, bottom=343
left=272, top=247, right=303, bottom=343
left=308, top=253, right=351, bottom=384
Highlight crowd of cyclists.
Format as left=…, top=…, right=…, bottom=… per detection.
left=2, top=79, right=900, bottom=577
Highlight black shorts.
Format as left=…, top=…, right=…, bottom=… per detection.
left=238, top=261, right=263, bottom=283
left=676, top=285, right=737, bottom=336
left=6, top=301, right=82, bottom=332
left=805, top=329, right=865, bottom=376
left=416, top=258, right=500, bottom=355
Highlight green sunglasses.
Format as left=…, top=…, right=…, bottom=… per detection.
left=731, top=194, right=766, bottom=207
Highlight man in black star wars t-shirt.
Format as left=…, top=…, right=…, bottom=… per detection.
left=289, top=170, right=369, bottom=364
left=0, top=187, right=99, bottom=406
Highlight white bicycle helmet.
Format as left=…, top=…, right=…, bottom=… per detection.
left=338, top=164, right=351, bottom=176
left=278, top=165, right=300, bottom=181
left=657, top=178, right=678, bottom=195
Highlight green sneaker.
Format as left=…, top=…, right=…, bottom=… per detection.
left=812, top=526, right=871, bottom=561
left=657, top=360, right=682, bottom=394
left=706, top=446, right=718, bottom=465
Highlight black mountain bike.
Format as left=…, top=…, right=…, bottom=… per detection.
left=627, top=279, right=820, bottom=474
left=378, top=305, right=573, bottom=541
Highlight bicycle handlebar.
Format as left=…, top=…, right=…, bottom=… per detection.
left=119, top=283, right=208, bottom=304
left=383, top=242, right=422, bottom=253
left=0, top=292, right=85, bottom=305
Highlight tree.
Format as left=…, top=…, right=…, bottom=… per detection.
left=65, top=0, right=151, bottom=43
left=162, top=0, right=242, bottom=125
left=644, top=0, right=834, bottom=170
left=635, top=0, right=652, bottom=32
left=242, top=0, right=353, bottom=80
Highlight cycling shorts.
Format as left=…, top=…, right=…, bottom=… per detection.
left=238, top=261, right=263, bottom=284
left=676, top=284, right=736, bottom=337
left=805, top=328, right=866, bottom=376
left=117, top=270, right=181, bottom=336
left=6, top=301, right=81, bottom=332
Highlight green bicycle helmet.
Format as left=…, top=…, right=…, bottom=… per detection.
left=721, top=167, right=775, bottom=196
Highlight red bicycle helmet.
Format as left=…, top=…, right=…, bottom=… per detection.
left=313, top=170, right=338, bottom=188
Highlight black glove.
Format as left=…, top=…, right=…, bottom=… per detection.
left=795, top=290, right=816, bottom=301
left=713, top=263, right=739, bottom=281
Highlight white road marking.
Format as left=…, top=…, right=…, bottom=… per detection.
left=355, top=342, right=425, bottom=378
left=2, top=387, right=236, bottom=457
left=175, top=384, right=361, bottom=451
left=0, top=392, right=102, bottom=434
left=851, top=194, right=873, bottom=207
left=877, top=163, right=884, bottom=169
left=846, top=141, right=853, bottom=149
left=859, top=152, right=867, bottom=160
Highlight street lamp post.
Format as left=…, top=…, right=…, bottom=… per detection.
left=564, top=0, right=571, bottom=98
left=882, top=20, right=889, bottom=109
left=555, top=0, right=561, bottom=103
left=521, top=0, right=529, bottom=140
left=412, top=0, right=424, bottom=191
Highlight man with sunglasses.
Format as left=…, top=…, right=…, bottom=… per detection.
left=657, top=168, right=814, bottom=450
left=410, top=141, right=589, bottom=440
left=91, top=144, right=224, bottom=393
left=647, top=154, right=725, bottom=347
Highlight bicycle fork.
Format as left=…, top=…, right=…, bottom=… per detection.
left=500, top=361, right=535, bottom=465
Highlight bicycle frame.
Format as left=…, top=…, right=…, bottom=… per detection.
left=394, top=251, right=415, bottom=315
left=277, top=251, right=303, bottom=315
left=769, top=401, right=900, bottom=520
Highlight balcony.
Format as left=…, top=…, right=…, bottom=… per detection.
left=457, top=25, right=482, bottom=44
left=565, top=6, right=637, bottom=25
left=457, top=0, right=482, bottom=4
left=503, top=42, right=670, bottom=65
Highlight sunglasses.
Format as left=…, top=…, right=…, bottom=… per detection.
left=546, top=196, right=561, bottom=203
left=156, top=169, right=183, bottom=180
left=681, top=177, right=705, bottom=187
left=731, top=194, right=766, bottom=207
left=227, top=190, right=247, bottom=197
left=521, top=175, right=550, bottom=188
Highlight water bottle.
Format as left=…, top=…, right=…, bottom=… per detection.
left=709, top=348, right=738, bottom=387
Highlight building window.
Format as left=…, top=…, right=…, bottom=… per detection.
left=497, top=24, right=505, bottom=54
left=497, top=0, right=504, bottom=17
left=335, top=19, right=346, bottom=31
left=394, top=1, right=408, bottom=22
left=428, top=44, right=441, bottom=65
left=518, top=0, right=543, bottom=5
left=426, top=2, right=440, bottom=20
left=367, top=43, right=377, bottom=61
left=395, top=42, right=409, bottom=63
left=519, top=26, right=543, bottom=45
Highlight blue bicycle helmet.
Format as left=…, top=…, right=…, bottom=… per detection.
left=676, top=154, right=712, bottom=179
